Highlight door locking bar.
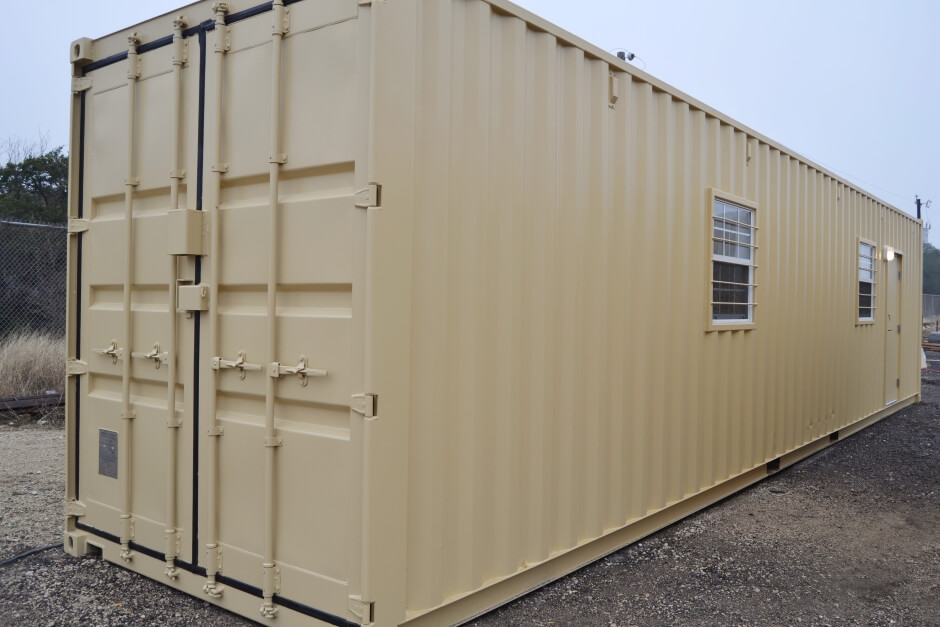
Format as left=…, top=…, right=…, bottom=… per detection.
left=211, top=350, right=262, bottom=379
left=93, top=339, right=124, bottom=364
left=267, top=355, right=327, bottom=387
left=131, top=343, right=169, bottom=369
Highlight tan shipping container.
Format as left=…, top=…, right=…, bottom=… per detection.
left=64, top=0, right=922, bottom=625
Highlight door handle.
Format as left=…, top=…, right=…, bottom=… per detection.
left=211, top=350, right=262, bottom=379
left=268, top=355, right=327, bottom=387
left=131, top=343, right=169, bottom=369
left=93, top=339, right=124, bottom=364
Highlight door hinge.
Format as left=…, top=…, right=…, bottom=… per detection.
left=215, top=26, right=231, bottom=53
left=68, top=218, right=90, bottom=233
left=348, top=596, right=374, bottom=623
left=272, top=3, right=290, bottom=35
left=354, top=183, right=382, bottom=209
left=65, top=500, right=87, bottom=517
left=897, top=378, right=900, bottom=388
left=66, top=360, right=88, bottom=376
left=351, top=393, right=377, bottom=418
left=204, top=545, right=223, bottom=571
left=71, top=77, right=92, bottom=93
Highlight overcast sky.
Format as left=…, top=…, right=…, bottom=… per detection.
left=1, top=0, right=936, bottom=236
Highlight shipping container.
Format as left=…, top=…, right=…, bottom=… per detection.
left=63, top=0, right=923, bottom=625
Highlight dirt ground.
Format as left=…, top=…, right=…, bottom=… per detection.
left=1, top=364, right=938, bottom=626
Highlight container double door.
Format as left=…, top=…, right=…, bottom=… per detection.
left=74, top=1, right=365, bottom=619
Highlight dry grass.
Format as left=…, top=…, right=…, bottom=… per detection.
left=0, top=330, right=65, bottom=398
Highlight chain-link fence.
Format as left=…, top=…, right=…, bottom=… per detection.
left=0, top=220, right=67, bottom=339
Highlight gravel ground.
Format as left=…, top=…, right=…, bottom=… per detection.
left=1, top=366, right=938, bottom=627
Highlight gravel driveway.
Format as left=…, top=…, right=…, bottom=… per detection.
left=2, top=367, right=938, bottom=626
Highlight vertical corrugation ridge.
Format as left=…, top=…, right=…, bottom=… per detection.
left=798, top=163, right=810, bottom=446
left=581, top=57, right=607, bottom=541
left=552, top=42, right=576, bottom=552
left=520, top=26, right=557, bottom=567
left=759, top=143, right=775, bottom=462
left=629, top=80, right=652, bottom=519
left=619, top=75, right=638, bottom=520
left=744, top=138, right=759, bottom=470
left=689, top=109, right=707, bottom=495
left=451, top=0, right=474, bottom=597
left=407, top=0, right=451, bottom=610
left=648, top=91, right=668, bottom=510
left=668, top=99, right=689, bottom=503
left=606, top=71, right=627, bottom=526
left=487, top=7, right=527, bottom=581
left=771, top=149, right=785, bottom=457
left=471, top=0, right=494, bottom=594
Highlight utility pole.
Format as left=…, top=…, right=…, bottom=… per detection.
left=916, top=195, right=931, bottom=220
left=918, top=195, right=933, bottom=244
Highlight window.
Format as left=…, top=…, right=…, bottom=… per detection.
left=858, top=240, right=875, bottom=322
left=711, top=197, right=756, bottom=324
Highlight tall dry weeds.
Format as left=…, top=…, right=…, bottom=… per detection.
left=0, top=330, right=65, bottom=398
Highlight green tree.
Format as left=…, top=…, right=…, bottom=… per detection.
left=0, top=146, right=68, bottom=224
left=924, top=242, right=940, bottom=295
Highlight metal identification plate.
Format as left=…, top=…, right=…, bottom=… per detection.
left=98, top=429, right=118, bottom=478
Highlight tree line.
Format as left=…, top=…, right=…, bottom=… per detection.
left=0, top=138, right=69, bottom=336
left=0, top=137, right=68, bottom=225
left=923, top=244, right=940, bottom=295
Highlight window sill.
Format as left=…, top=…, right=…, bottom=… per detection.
left=856, top=319, right=876, bottom=326
left=707, top=321, right=756, bottom=332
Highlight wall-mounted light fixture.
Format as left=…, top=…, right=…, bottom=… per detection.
left=884, top=246, right=895, bottom=262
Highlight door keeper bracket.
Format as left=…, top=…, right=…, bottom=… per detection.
left=351, top=393, right=377, bottom=418
left=354, top=183, right=382, bottom=209
left=348, top=596, right=374, bottom=623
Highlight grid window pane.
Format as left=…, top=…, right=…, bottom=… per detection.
left=858, top=243, right=875, bottom=321
left=712, top=261, right=750, bottom=320
left=859, top=280, right=874, bottom=319
left=711, top=199, right=755, bottom=324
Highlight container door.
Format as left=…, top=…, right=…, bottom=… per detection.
left=195, top=1, right=366, bottom=619
left=884, top=254, right=902, bottom=405
left=72, top=30, right=200, bottom=567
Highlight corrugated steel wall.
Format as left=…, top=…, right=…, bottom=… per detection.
left=401, top=0, right=921, bottom=615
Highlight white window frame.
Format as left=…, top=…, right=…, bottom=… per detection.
left=857, top=238, right=876, bottom=324
left=706, top=190, right=758, bottom=332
